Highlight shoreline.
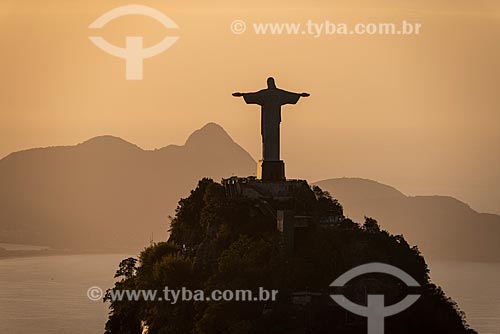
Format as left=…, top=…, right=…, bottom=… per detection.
left=2, top=248, right=500, bottom=263
left=0, top=248, right=140, bottom=260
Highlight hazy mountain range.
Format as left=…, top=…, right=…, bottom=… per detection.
left=0, top=123, right=499, bottom=260
left=314, top=178, right=500, bottom=261
left=0, top=123, right=254, bottom=250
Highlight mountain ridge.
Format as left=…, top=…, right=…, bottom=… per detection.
left=0, top=123, right=255, bottom=250
left=1, top=123, right=237, bottom=160
left=314, top=177, right=500, bottom=261
left=0, top=125, right=498, bottom=261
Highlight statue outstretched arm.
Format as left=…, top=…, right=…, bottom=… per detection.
left=280, top=90, right=310, bottom=105
left=232, top=91, right=263, bottom=105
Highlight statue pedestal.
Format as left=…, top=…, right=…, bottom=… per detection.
left=257, top=160, right=285, bottom=181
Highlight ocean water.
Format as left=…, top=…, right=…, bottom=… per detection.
left=0, top=254, right=127, bottom=334
left=0, top=242, right=50, bottom=251
left=0, top=255, right=499, bottom=334
left=428, top=260, right=500, bottom=334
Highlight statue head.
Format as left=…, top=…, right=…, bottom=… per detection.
left=267, top=77, right=276, bottom=89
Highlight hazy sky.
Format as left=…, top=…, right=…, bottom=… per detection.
left=0, top=0, right=499, bottom=213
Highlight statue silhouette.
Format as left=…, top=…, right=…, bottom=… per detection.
left=233, top=77, right=309, bottom=162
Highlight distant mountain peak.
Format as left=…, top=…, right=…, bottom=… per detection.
left=78, top=135, right=142, bottom=151
left=185, top=123, right=235, bottom=147
left=314, top=177, right=406, bottom=201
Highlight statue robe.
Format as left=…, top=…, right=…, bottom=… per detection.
left=242, top=88, right=301, bottom=161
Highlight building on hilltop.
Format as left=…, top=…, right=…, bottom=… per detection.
left=222, top=176, right=341, bottom=252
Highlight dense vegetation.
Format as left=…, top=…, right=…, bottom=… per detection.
left=104, top=178, right=476, bottom=334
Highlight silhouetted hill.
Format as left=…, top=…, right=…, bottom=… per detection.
left=0, top=123, right=255, bottom=250
left=314, top=178, right=500, bottom=261
left=315, top=178, right=405, bottom=203
left=103, top=179, right=476, bottom=334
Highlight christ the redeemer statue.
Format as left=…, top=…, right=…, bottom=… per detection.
left=233, top=77, right=309, bottom=181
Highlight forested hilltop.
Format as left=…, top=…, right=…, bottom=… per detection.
left=104, top=178, right=476, bottom=334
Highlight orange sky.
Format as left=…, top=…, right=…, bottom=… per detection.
left=0, top=0, right=499, bottom=213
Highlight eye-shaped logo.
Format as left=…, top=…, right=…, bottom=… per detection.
left=330, top=263, right=420, bottom=334
left=89, top=5, right=179, bottom=80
